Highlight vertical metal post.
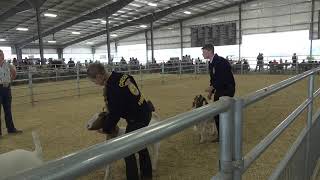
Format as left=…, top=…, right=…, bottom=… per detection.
left=105, top=17, right=112, bottom=64
left=180, top=20, right=183, bottom=61
left=239, top=3, right=243, bottom=75
left=55, top=68, right=58, bottom=81
left=35, top=6, right=44, bottom=62
left=57, top=48, right=63, bottom=59
left=161, top=62, right=164, bottom=84
left=194, top=61, right=197, bottom=79
left=15, top=46, right=22, bottom=62
left=145, top=30, right=149, bottom=65
left=76, top=63, right=80, bottom=97
left=233, top=98, right=244, bottom=180
left=179, top=60, right=182, bottom=79
left=150, top=21, right=154, bottom=63
left=28, top=67, right=34, bottom=106
left=310, top=0, right=315, bottom=57
left=305, top=73, right=314, bottom=179
left=139, top=64, right=143, bottom=89
left=318, top=10, right=320, bottom=39
left=91, top=47, right=95, bottom=62
left=217, top=97, right=235, bottom=180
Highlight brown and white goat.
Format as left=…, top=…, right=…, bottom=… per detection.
left=192, top=95, right=217, bottom=143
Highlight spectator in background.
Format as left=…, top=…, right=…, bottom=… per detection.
left=292, top=53, right=298, bottom=68
left=68, top=58, right=75, bottom=68
left=0, top=49, right=22, bottom=136
left=255, top=53, right=264, bottom=72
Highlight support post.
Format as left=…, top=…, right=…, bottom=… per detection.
left=35, top=6, right=44, bottom=62
left=76, top=63, right=80, bottom=97
left=305, top=74, right=314, bottom=179
left=28, top=67, right=34, bottom=106
left=233, top=98, right=244, bottom=180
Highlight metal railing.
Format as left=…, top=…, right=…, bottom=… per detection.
left=10, top=62, right=205, bottom=105
left=5, top=66, right=320, bottom=180
left=6, top=97, right=232, bottom=180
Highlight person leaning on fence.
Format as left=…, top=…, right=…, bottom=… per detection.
left=202, top=44, right=235, bottom=143
left=87, top=63, right=153, bottom=180
left=0, top=49, right=22, bottom=136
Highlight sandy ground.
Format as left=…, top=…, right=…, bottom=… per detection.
left=0, top=73, right=320, bottom=180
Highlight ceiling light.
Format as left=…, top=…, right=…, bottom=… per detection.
left=101, top=20, right=106, bottom=24
left=48, top=40, right=56, bottom=43
left=16, top=27, right=29, bottom=31
left=184, top=11, right=191, bottom=15
left=0, top=39, right=6, bottom=42
left=250, top=3, right=258, bottom=7
left=167, top=27, right=173, bottom=30
left=44, top=13, right=57, bottom=18
left=130, top=3, right=141, bottom=7
left=86, top=42, right=94, bottom=45
left=148, top=2, right=157, bottom=7
left=72, top=32, right=81, bottom=35
left=140, top=25, right=147, bottom=28
left=111, top=34, right=118, bottom=37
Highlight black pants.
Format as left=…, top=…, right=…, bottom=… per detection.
left=0, top=86, right=15, bottom=134
left=125, top=111, right=152, bottom=180
left=214, top=87, right=235, bottom=136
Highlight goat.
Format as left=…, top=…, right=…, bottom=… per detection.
left=0, top=131, right=43, bottom=179
left=192, top=95, right=217, bottom=143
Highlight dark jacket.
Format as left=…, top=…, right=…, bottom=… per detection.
left=209, top=54, right=235, bottom=96
left=102, top=72, right=151, bottom=133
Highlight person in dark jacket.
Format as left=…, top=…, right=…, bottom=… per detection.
left=87, top=63, right=153, bottom=180
left=202, top=44, right=235, bottom=142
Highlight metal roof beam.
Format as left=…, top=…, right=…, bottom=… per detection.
left=62, top=0, right=214, bottom=47
left=94, top=0, right=256, bottom=48
left=16, top=0, right=134, bottom=48
left=0, top=0, right=33, bottom=22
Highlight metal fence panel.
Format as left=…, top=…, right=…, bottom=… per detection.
left=270, top=110, right=320, bottom=180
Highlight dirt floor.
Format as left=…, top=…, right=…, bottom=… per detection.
left=1, top=73, right=320, bottom=180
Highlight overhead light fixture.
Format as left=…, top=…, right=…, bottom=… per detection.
left=16, top=27, right=29, bottom=31
left=48, top=40, right=56, bottom=43
left=167, top=27, right=173, bottom=30
left=140, top=25, right=147, bottom=28
left=86, top=42, right=94, bottom=45
left=147, top=2, right=157, bottom=7
left=101, top=20, right=106, bottom=24
left=72, top=31, right=81, bottom=35
left=111, top=34, right=118, bottom=37
left=44, top=13, right=57, bottom=18
left=184, top=11, right=191, bottom=15
left=0, top=39, right=6, bottom=41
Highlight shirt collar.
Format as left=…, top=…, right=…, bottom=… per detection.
left=210, top=54, right=218, bottom=63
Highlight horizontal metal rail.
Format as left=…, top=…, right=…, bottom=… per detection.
left=7, top=99, right=231, bottom=180
left=243, top=97, right=312, bottom=171
left=268, top=108, right=320, bottom=180
left=243, top=67, right=320, bottom=107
